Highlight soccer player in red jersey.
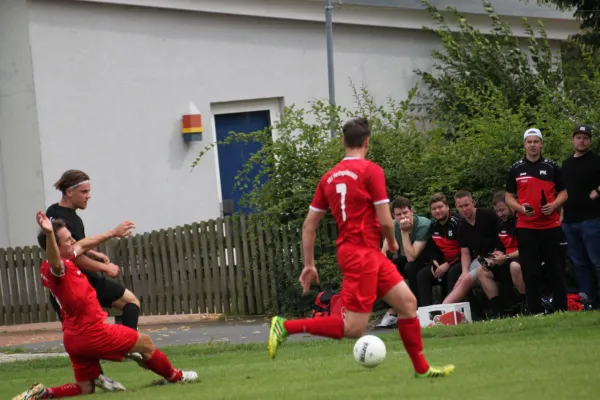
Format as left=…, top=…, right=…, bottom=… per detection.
left=12, top=212, right=198, bottom=400
left=267, top=117, right=455, bottom=378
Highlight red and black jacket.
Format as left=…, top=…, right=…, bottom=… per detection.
left=506, top=157, right=563, bottom=229
left=498, top=216, right=518, bottom=255
left=429, top=212, right=461, bottom=265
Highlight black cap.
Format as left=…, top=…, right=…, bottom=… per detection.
left=573, top=124, right=593, bottom=137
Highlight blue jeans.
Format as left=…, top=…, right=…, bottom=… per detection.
left=562, top=218, right=600, bottom=304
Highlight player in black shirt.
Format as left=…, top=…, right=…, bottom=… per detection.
left=43, top=170, right=141, bottom=330
left=505, top=128, right=568, bottom=315
left=561, top=124, right=600, bottom=308
left=442, top=190, right=502, bottom=305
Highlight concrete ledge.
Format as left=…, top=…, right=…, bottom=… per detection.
left=0, top=314, right=271, bottom=335
left=68, top=0, right=579, bottom=40
left=0, top=352, right=68, bottom=363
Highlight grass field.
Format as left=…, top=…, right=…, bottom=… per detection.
left=2, top=312, right=600, bottom=399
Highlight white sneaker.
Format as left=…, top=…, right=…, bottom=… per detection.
left=376, top=312, right=398, bottom=328
left=152, top=370, right=198, bottom=386
left=11, top=383, right=46, bottom=400
left=180, top=370, right=199, bottom=382
left=94, top=374, right=126, bottom=392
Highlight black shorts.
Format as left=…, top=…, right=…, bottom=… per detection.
left=93, top=276, right=127, bottom=308
left=50, top=270, right=126, bottom=315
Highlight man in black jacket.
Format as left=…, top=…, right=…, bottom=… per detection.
left=561, top=124, right=600, bottom=308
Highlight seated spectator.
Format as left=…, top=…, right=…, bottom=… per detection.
left=416, top=193, right=462, bottom=306
left=443, top=190, right=502, bottom=306
left=376, top=196, right=432, bottom=328
left=476, top=191, right=526, bottom=317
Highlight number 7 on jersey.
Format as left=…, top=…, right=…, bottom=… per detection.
left=336, top=183, right=347, bottom=222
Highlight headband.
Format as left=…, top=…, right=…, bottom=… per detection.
left=68, top=180, right=90, bottom=190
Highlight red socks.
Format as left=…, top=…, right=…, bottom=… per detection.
left=283, top=316, right=344, bottom=339
left=143, top=349, right=183, bottom=382
left=45, top=383, right=82, bottom=398
left=282, top=317, right=427, bottom=373
left=41, top=350, right=183, bottom=397
left=398, top=317, right=430, bottom=374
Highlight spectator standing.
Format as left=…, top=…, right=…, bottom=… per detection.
left=416, top=193, right=462, bottom=306
left=561, top=124, right=600, bottom=308
left=505, top=128, right=568, bottom=315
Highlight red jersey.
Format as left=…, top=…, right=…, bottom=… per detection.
left=310, top=157, right=389, bottom=250
left=498, top=218, right=518, bottom=254
left=506, top=157, right=563, bottom=229
left=430, top=213, right=461, bottom=264
left=41, top=256, right=108, bottom=336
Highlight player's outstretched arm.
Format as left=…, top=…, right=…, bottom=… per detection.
left=300, top=209, right=325, bottom=293
left=36, top=211, right=64, bottom=276
left=85, top=249, right=110, bottom=263
left=302, top=209, right=325, bottom=267
left=74, top=220, right=135, bottom=255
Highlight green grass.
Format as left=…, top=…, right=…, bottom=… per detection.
left=0, top=347, right=28, bottom=354
left=2, top=312, right=600, bottom=399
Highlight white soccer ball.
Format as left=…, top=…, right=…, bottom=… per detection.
left=353, top=335, right=386, bottom=368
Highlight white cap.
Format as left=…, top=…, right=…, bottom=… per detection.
left=523, top=128, right=542, bottom=140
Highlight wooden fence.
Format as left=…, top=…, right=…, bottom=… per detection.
left=0, top=215, right=338, bottom=326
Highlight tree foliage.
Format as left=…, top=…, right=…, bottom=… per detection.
left=414, top=0, right=564, bottom=134
left=191, top=0, right=600, bottom=316
left=533, top=0, right=600, bottom=33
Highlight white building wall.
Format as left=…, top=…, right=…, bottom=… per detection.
left=0, top=0, right=45, bottom=247
left=27, top=0, right=443, bottom=238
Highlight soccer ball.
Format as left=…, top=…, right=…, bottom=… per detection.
left=353, top=335, right=386, bottom=368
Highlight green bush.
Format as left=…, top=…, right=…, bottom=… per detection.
left=192, top=0, right=600, bottom=316
left=415, top=0, right=564, bottom=134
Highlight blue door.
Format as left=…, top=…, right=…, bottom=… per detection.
left=215, top=110, right=271, bottom=217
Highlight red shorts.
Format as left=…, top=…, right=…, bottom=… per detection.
left=337, top=244, right=404, bottom=313
left=64, top=324, right=139, bottom=382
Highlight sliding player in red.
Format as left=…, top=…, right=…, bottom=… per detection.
left=12, top=212, right=197, bottom=400
left=268, top=117, right=455, bottom=378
